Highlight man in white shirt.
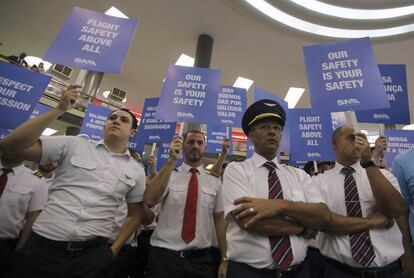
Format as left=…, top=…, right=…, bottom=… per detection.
left=312, top=125, right=405, bottom=277
left=144, top=130, right=227, bottom=278
left=0, top=153, right=48, bottom=277
left=0, top=86, right=146, bottom=277
left=223, top=100, right=392, bottom=278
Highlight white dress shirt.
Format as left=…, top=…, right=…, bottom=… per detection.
left=312, top=162, right=403, bottom=268
left=0, top=164, right=48, bottom=239
left=33, top=135, right=146, bottom=241
left=222, top=152, right=324, bottom=269
left=150, top=163, right=223, bottom=250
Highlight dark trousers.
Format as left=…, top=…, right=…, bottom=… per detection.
left=0, top=239, right=18, bottom=278
left=324, top=257, right=403, bottom=278
left=209, top=246, right=221, bottom=277
left=17, top=232, right=113, bottom=278
left=146, top=246, right=215, bottom=278
left=100, top=244, right=131, bottom=278
left=305, top=247, right=326, bottom=278
left=128, top=229, right=154, bottom=278
left=227, top=260, right=309, bottom=278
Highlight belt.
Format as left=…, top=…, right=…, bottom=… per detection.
left=228, top=260, right=305, bottom=278
left=326, top=258, right=402, bottom=278
left=31, top=232, right=108, bottom=252
left=155, top=246, right=210, bottom=259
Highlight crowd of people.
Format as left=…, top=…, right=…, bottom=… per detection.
left=0, top=85, right=413, bottom=278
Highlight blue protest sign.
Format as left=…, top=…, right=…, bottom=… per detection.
left=134, top=98, right=176, bottom=147
left=156, top=65, right=221, bottom=124
left=303, top=37, right=389, bottom=113
left=217, top=86, right=247, bottom=127
left=0, top=61, right=51, bottom=130
left=356, top=64, right=410, bottom=124
left=246, top=139, right=255, bottom=159
left=44, top=6, right=138, bottom=73
left=331, top=112, right=348, bottom=130
left=253, top=87, right=291, bottom=154
left=207, top=125, right=232, bottom=154
left=384, top=130, right=414, bottom=166
left=0, top=129, right=12, bottom=139
left=80, top=104, right=112, bottom=141
left=289, top=109, right=336, bottom=162
left=30, top=103, right=52, bottom=119
left=156, top=142, right=183, bottom=172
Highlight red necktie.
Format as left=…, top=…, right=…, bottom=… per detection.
left=264, top=161, right=294, bottom=270
left=181, top=168, right=198, bottom=243
left=0, top=168, right=13, bottom=198
left=342, top=166, right=375, bottom=267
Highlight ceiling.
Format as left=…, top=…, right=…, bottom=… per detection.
left=1, top=0, right=413, bottom=133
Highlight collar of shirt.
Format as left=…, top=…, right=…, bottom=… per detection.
left=95, top=139, right=131, bottom=159
left=0, top=163, right=25, bottom=176
left=333, top=161, right=362, bottom=175
left=179, top=162, right=205, bottom=175
left=251, top=152, right=280, bottom=170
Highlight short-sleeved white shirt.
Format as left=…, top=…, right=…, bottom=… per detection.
left=222, top=152, right=324, bottom=269
left=150, top=163, right=223, bottom=250
left=32, top=135, right=146, bottom=241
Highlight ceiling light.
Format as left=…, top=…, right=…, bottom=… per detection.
left=360, top=129, right=369, bottom=135
left=233, top=77, right=254, bottom=90
left=244, top=0, right=414, bottom=38
left=284, top=87, right=305, bottom=108
left=205, top=164, right=214, bottom=170
left=42, top=128, right=58, bottom=136
left=403, top=124, right=414, bottom=130
left=105, top=7, right=129, bottom=18
left=24, top=56, right=52, bottom=71
left=288, top=0, right=414, bottom=20
left=175, top=54, right=195, bottom=67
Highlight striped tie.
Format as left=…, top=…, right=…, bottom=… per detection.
left=263, top=161, right=293, bottom=270
left=341, top=167, right=375, bottom=267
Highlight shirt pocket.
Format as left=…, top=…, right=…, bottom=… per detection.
left=6, top=183, right=32, bottom=210
left=113, top=171, right=136, bottom=201
left=357, top=186, right=376, bottom=216
left=200, top=186, right=216, bottom=209
left=70, top=155, right=97, bottom=171
left=166, top=184, right=187, bottom=206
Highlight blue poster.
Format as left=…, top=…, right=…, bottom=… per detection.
left=134, top=98, right=176, bottom=147
left=207, top=125, right=232, bottom=154
left=303, top=37, right=389, bottom=113
left=0, top=61, right=51, bottom=130
left=0, top=129, right=12, bottom=139
left=331, top=112, right=348, bottom=130
left=80, top=104, right=112, bottom=141
left=156, top=142, right=183, bottom=172
left=356, top=65, right=410, bottom=124
left=156, top=65, right=221, bottom=124
left=30, top=103, right=52, bottom=119
left=217, top=86, right=247, bottom=127
left=44, top=6, right=138, bottom=73
left=289, top=109, right=336, bottom=162
left=246, top=139, right=254, bottom=159
left=253, top=87, right=291, bottom=154
left=384, top=130, right=414, bottom=166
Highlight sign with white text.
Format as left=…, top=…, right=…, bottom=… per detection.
left=384, top=129, right=414, bottom=166
left=217, top=86, right=247, bottom=127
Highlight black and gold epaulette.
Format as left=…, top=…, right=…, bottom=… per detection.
left=33, top=171, right=44, bottom=179
left=208, top=172, right=220, bottom=178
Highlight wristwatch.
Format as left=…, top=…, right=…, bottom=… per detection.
left=360, top=160, right=376, bottom=168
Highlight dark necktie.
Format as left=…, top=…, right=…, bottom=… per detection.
left=0, top=168, right=13, bottom=198
left=263, top=161, right=294, bottom=270
left=341, top=166, right=376, bottom=267
left=181, top=168, right=198, bottom=243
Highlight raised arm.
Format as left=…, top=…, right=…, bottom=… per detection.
left=210, top=139, right=229, bottom=177
left=0, top=85, right=81, bottom=162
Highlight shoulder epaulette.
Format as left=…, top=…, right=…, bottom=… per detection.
left=33, top=171, right=44, bottom=179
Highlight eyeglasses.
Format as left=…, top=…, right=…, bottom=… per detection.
left=255, top=124, right=283, bottom=132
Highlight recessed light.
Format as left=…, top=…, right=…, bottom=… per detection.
left=175, top=54, right=195, bottom=67
left=403, top=124, right=414, bottom=130
left=284, top=87, right=305, bottom=108
left=105, top=7, right=128, bottom=18
left=233, top=77, right=254, bottom=90
left=42, top=128, right=58, bottom=136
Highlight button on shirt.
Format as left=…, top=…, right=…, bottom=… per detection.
left=222, top=152, right=324, bottom=269
left=312, top=162, right=403, bottom=268
left=392, top=149, right=414, bottom=238
left=0, top=164, right=48, bottom=239
left=150, top=163, right=223, bottom=250
left=33, top=135, right=146, bottom=241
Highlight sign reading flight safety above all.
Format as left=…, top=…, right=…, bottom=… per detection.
left=303, top=37, right=389, bottom=113
left=44, top=6, right=138, bottom=73
left=0, top=61, right=51, bottom=130
left=156, top=65, right=221, bottom=124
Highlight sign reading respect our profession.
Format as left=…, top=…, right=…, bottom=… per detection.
left=0, top=61, right=51, bottom=130
left=80, top=104, right=112, bottom=141
left=157, top=142, right=183, bottom=172
left=207, top=125, right=232, bottom=154
left=289, top=109, right=335, bottom=162
left=44, top=6, right=138, bottom=73
left=356, top=64, right=410, bottom=125
left=217, top=86, right=247, bottom=127
left=303, top=37, right=389, bottom=113
left=156, top=65, right=222, bottom=124
left=29, top=103, right=52, bottom=119
left=384, top=129, right=414, bottom=166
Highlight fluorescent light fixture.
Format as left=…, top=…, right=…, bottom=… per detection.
left=24, top=56, right=52, bottom=71
left=284, top=87, right=305, bottom=108
left=102, top=90, right=127, bottom=103
left=360, top=129, right=369, bottom=135
left=175, top=54, right=195, bottom=67
left=233, top=77, right=254, bottom=90
left=42, top=128, right=58, bottom=136
left=288, top=0, right=414, bottom=20
left=403, top=124, right=414, bottom=130
left=244, top=0, right=414, bottom=38
left=205, top=164, right=214, bottom=170
left=105, top=6, right=128, bottom=18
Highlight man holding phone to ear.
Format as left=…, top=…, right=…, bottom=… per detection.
left=0, top=85, right=147, bottom=277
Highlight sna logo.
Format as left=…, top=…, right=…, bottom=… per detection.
left=337, top=98, right=361, bottom=106
left=74, top=58, right=96, bottom=66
